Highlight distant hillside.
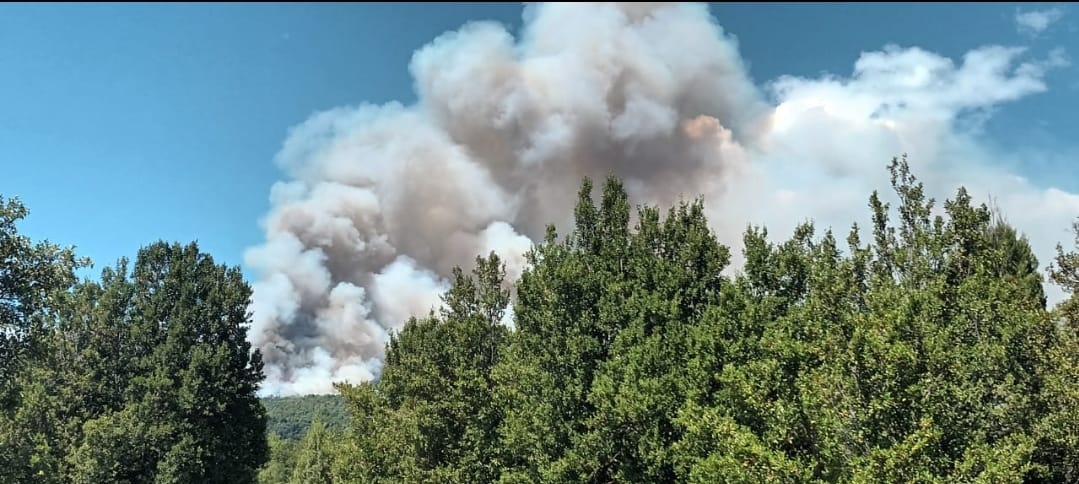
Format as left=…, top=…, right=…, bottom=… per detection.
left=262, top=394, right=348, bottom=440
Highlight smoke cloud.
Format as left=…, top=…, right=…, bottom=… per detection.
left=245, top=3, right=1076, bottom=395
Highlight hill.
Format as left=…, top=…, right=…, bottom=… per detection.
left=262, top=394, right=348, bottom=440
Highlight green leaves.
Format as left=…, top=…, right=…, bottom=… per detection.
left=289, top=418, right=335, bottom=484
left=0, top=148, right=1074, bottom=482
left=321, top=163, right=1079, bottom=483
left=3, top=156, right=1060, bottom=482
left=0, top=196, right=84, bottom=408
left=262, top=395, right=347, bottom=441
left=0, top=236, right=268, bottom=483
left=333, top=253, right=513, bottom=483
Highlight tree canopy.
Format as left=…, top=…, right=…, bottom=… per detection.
left=0, top=234, right=268, bottom=482
left=263, top=395, right=348, bottom=441
left=267, top=157, right=1079, bottom=483
left=5, top=156, right=1079, bottom=483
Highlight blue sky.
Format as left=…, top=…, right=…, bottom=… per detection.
left=3, top=2, right=1076, bottom=281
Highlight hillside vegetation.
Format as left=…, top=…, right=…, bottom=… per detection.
left=263, top=395, right=347, bottom=440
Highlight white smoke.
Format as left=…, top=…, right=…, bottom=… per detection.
left=245, top=2, right=1077, bottom=395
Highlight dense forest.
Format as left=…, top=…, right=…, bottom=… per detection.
left=4, top=157, right=1079, bottom=483
left=263, top=395, right=348, bottom=441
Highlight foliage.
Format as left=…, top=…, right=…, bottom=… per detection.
left=5, top=153, right=1079, bottom=483
left=0, top=236, right=268, bottom=483
left=0, top=196, right=83, bottom=408
left=263, top=395, right=347, bottom=441
left=328, top=157, right=1079, bottom=483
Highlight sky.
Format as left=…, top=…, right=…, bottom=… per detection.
left=3, top=2, right=1075, bottom=277
left=2, top=3, right=519, bottom=277
left=4, top=3, right=1079, bottom=394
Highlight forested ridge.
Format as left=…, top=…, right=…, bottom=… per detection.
left=263, top=395, right=347, bottom=441
left=4, top=157, right=1079, bottom=483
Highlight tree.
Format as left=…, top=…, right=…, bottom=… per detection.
left=326, top=159, right=1079, bottom=483
left=125, top=241, right=269, bottom=482
left=1049, top=219, right=1079, bottom=327
left=0, top=194, right=269, bottom=482
left=574, top=198, right=732, bottom=482
left=12, top=241, right=269, bottom=483
left=985, top=212, right=1045, bottom=309
left=495, top=178, right=639, bottom=482
left=0, top=195, right=82, bottom=405
left=289, top=417, right=335, bottom=484
left=262, top=395, right=347, bottom=441
left=333, top=381, right=422, bottom=483
left=1033, top=219, right=1079, bottom=481
left=337, top=252, right=510, bottom=483
left=259, top=433, right=298, bottom=484
left=672, top=157, right=1056, bottom=481
left=0, top=195, right=83, bottom=482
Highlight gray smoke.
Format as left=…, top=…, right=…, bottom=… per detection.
left=246, top=2, right=1075, bottom=396
left=245, top=2, right=767, bottom=395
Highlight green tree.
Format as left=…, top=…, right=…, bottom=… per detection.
left=333, top=381, right=422, bottom=483
left=0, top=198, right=268, bottom=482
left=339, top=252, right=510, bottom=482
left=259, top=433, right=298, bottom=483
left=985, top=212, right=1045, bottom=309
left=1033, top=218, right=1079, bottom=482
left=0, top=196, right=83, bottom=482
left=65, top=242, right=268, bottom=483
left=289, top=417, right=335, bottom=484
left=575, top=198, right=732, bottom=482
left=1049, top=219, right=1079, bottom=327
left=495, top=178, right=638, bottom=482
left=0, top=195, right=82, bottom=404
left=324, top=159, right=1079, bottom=483
left=676, top=157, right=1055, bottom=481
left=262, top=395, right=347, bottom=441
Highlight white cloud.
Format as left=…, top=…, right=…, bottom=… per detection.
left=730, top=42, right=1074, bottom=303
left=1016, top=7, right=1064, bottom=36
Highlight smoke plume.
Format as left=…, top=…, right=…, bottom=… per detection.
left=246, top=2, right=1077, bottom=395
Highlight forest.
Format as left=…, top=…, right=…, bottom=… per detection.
left=263, top=395, right=348, bottom=441
left=3, top=157, right=1079, bottom=483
